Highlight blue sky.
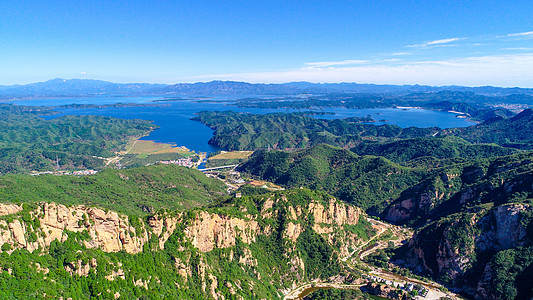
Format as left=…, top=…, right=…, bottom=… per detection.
left=1, top=0, right=533, bottom=87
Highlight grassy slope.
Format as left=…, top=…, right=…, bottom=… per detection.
left=0, top=164, right=227, bottom=216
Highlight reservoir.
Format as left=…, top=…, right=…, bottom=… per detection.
left=12, top=96, right=476, bottom=153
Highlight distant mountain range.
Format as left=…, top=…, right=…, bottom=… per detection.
left=0, top=78, right=166, bottom=98
left=2, top=78, right=533, bottom=98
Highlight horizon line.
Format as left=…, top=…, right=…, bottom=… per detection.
left=1, top=77, right=532, bottom=90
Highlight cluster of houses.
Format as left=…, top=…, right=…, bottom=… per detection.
left=152, top=157, right=194, bottom=168
left=31, top=169, right=99, bottom=176
left=367, top=275, right=429, bottom=297
left=70, top=169, right=98, bottom=176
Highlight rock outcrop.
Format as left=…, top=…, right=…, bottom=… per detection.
left=405, top=202, right=532, bottom=296
left=0, top=185, right=394, bottom=300
left=185, top=211, right=259, bottom=252
left=384, top=155, right=533, bottom=226
left=0, top=202, right=149, bottom=253
left=0, top=194, right=365, bottom=257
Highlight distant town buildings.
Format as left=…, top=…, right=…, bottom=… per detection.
left=31, top=169, right=99, bottom=176
left=71, top=170, right=98, bottom=176
left=152, top=157, right=194, bottom=168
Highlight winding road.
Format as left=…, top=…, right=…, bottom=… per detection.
left=282, top=218, right=459, bottom=300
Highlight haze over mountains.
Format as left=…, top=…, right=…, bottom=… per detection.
left=2, top=78, right=533, bottom=98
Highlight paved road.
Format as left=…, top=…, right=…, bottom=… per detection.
left=282, top=218, right=459, bottom=300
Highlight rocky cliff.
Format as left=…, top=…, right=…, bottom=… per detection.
left=0, top=189, right=372, bottom=299
left=403, top=202, right=533, bottom=298
left=0, top=202, right=148, bottom=254
left=384, top=152, right=533, bottom=226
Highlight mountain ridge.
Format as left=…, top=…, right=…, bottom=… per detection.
left=2, top=78, right=533, bottom=98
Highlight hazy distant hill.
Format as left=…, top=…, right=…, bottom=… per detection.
left=0, top=78, right=165, bottom=98
left=2, top=78, right=533, bottom=98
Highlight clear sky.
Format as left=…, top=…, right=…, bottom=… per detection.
left=1, top=0, right=533, bottom=87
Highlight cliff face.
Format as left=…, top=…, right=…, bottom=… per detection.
left=184, top=211, right=259, bottom=252
left=0, top=202, right=148, bottom=254
left=384, top=172, right=464, bottom=224
left=0, top=189, right=370, bottom=299
left=384, top=154, right=533, bottom=226
left=405, top=202, right=532, bottom=297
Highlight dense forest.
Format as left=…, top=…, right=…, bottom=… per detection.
left=443, top=108, right=533, bottom=149
left=195, top=109, right=533, bottom=154
left=351, top=136, right=517, bottom=165
left=194, top=111, right=438, bottom=151
left=237, top=142, right=533, bottom=298
left=238, top=144, right=425, bottom=213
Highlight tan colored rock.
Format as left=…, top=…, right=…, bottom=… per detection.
left=148, top=216, right=164, bottom=235
left=65, top=260, right=91, bottom=277
left=134, top=278, right=148, bottom=289
left=0, top=204, right=22, bottom=216
left=284, top=222, right=303, bottom=242
left=309, top=198, right=360, bottom=226
left=312, top=223, right=334, bottom=234
left=492, top=203, right=531, bottom=249
left=185, top=211, right=259, bottom=252
left=0, top=220, right=14, bottom=251
left=175, top=257, right=191, bottom=279
left=261, top=197, right=275, bottom=218
left=158, top=216, right=179, bottom=249
left=288, top=206, right=298, bottom=220
left=238, top=248, right=257, bottom=267
left=9, top=220, right=27, bottom=247
left=208, top=273, right=219, bottom=299
left=106, top=269, right=125, bottom=281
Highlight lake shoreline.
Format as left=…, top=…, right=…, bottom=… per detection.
left=7, top=96, right=478, bottom=154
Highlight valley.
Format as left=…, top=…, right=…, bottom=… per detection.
left=1, top=88, right=533, bottom=299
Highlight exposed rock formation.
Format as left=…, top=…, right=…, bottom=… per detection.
left=405, top=203, right=532, bottom=295
left=0, top=195, right=365, bottom=257
left=0, top=191, right=370, bottom=299
left=0, top=202, right=149, bottom=253
left=185, top=211, right=259, bottom=252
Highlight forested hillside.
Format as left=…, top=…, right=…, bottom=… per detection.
left=0, top=185, right=373, bottom=299
left=194, top=111, right=437, bottom=151
left=352, top=136, right=517, bottom=166
left=0, top=104, right=156, bottom=174
left=384, top=151, right=533, bottom=225
left=401, top=201, right=533, bottom=299
left=0, top=164, right=227, bottom=215
left=238, top=144, right=425, bottom=213
left=195, top=109, right=533, bottom=154
left=237, top=144, right=533, bottom=298
left=444, top=108, right=533, bottom=149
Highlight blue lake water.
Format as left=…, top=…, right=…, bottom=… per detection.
left=11, top=96, right=476, bottom=153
